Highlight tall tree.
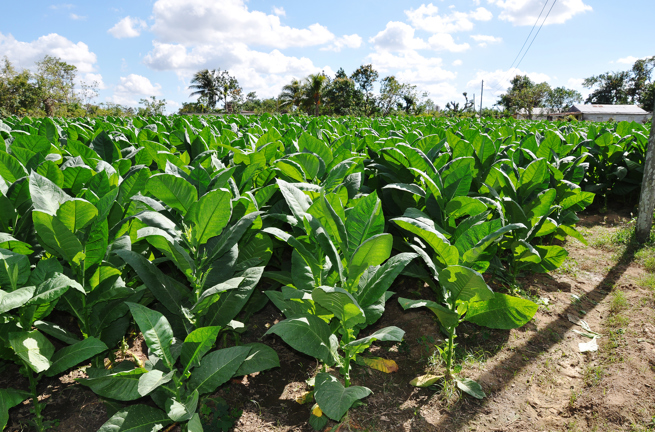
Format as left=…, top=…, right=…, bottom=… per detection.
left=303, top=73, right=329, bottom=116
left=544, top=86, right=583, bottom=112
left=583, top=56, right=655, bottom=108
left=351, top=64, right=379, bottom=116
left=188, top=69, right=220, bottom=109
left=496, top=75, right=551, bottom=119
left=324, top=68, right=363, bottom=116
left=0, top=57, right=41, bottom=116
left=35, top=55, right=77, bottom=117
left=279, top=78, right=303, bottom=112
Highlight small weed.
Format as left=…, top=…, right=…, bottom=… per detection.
left=583, top=365, right=604, bottom=387
left=569, top=390, right=578, bottom=407
left=610, top=290, right=628, bottom=314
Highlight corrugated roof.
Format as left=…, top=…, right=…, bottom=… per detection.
left=570, top=104, right=648, bottom=114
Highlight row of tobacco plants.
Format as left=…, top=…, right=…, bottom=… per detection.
left=0, top=114, right=650, bottom=431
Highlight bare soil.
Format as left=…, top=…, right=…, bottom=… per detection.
left=4, top=210, right=655, bottom=432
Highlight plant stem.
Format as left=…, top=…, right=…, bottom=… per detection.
left=445, top=329, right=455, bottom=380
left=25, top=365, right=45, bottom=432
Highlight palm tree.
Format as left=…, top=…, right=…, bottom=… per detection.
left=304, top=73, right=329, bottom=116
left=189, top=69, right=219, bottom=110
left=279, top=78, right=303, bottom=112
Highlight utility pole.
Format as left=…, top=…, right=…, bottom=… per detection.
left=480, top=80, right=484, bottom=117
left=636, top=102, right=655, bottom=243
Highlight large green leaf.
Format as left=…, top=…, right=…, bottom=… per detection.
left=398, top=297, right=459, bottom=329
left=145, top=173, right=198, bottom=215
left=9, top=330, right=55, bottom=373
left=464, top=293, right=538, bottom=329
left=312, top=286, right=365, bottom=328
left=0, top=286, right=36, bottom=314
left=348, top=233, right=392, bottom=280
left=45, top=337, right=108, bottom=377
left=33, top=211, right=84, bottom=265
left=97, top=404, right=172, bottom=432
left=265, top=315, right=337, bottom=366
left=438, top=265, right=494, bottom=304
left=392, top=217, right=459, bottom=267
left=180, top=326, right=222, bottom=374
left=343, top=326, right=404, bottom=355
left=55, top=198, right=98, bottom=233
left=202, top=266, right=264, bottom=327
left=78, top=368, right=146, bottom=401
left=29, top=171, right=69, bottom=216
left=345, top=192, right=384, bottom=259
left=126, top=302, right=176, bottom=369
left=188, top=345, right=250, bottom=394
left=356, top=252, right=416, bottom=307
left=235, top=343, right=280, bottom=376
left=314, top=372, right=371, bottom=421
left=186, top=189, right=232, bottom=246
left=0, top=388, right=31, bottom=430
left=0, top=248, right=30, bottom=290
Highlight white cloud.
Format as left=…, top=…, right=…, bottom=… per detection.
left=405, top=3, right=493, bottom=33
left=0, top=32, right=97, bottom=73
left=70, top=13, right=86, bottom=20
left=487, top=0, right=592, bottom=26
left=321, top=34, right=362, bottom=52
left=470, top=34, right=502, bottom=47
left=83, top=72, right=106, bottom=89
left=466, top=68, right=551, bottom=97
left=143, top=41, right=332, bottom=98
left=614, top=56, right=641, bottom=65
left=452, top=59, right=463, bottom=66
left=108, top=16, right=148, bottom=39
left=150, top=0, right=334, bottom=49
left=50, top=3, right=73, bottom=9
left=428, top=33, right=470, bottom=52
left=272, top=6, right=285, bottom=16
left=108, top=74, right=162, bottom=106
left=370, top=22, right=429, bottom=52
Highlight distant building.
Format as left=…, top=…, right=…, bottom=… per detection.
left=552, top=104, right=651, bottom=122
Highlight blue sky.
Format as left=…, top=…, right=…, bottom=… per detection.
left=1, top=0, right=653, bottom=112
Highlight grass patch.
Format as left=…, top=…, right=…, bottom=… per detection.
left=583, top=365, right=605, bottom=387
left=610, top=290, right=628, bottom=314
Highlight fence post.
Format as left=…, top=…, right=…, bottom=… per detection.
left=636, top=104, right=655, bottom=243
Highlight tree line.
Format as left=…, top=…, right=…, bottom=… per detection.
left=0, top=54, right=652, bottom=118
left=0, top=56, right=165, bottom=117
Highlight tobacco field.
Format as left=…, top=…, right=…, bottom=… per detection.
left=0, top=114, right=653, bottom=432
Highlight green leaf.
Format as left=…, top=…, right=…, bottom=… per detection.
left=186, top=189, right=232, bottom=246
left=392, top=217, right=459, bottom=268
left=235, top=343, right=280, bottom=376
left=0, top=388, right=31, bottom=430
left=456, top=377, right=486, bottom=399
left=137, top=370, right=174, bottom=397
left=97, top=404, right=172, bottom=432
left=343, top=326, right=404, bottom=354
left=314, top=372, right=371, bottom=421
left=531, top=245, right=569, bottom=272
left=29, top=171, right=69, bottom=216
left=202, top=266, right=264, bottom=328
left=265, top=315, right=337, bottom=366
left=356, top=252, right=416, bottom=308
left=438, top=266, right=494, bottom=304
left=45, top=337, right=108, bottom=377
left=398, top=298, right=459, bottom=329
left=312, top=287, right=366, bottom=328
left=9, top=330, right=55, bottom=373
left=0, top=286, right=36, bottom=314
left=32, top=211, right=84, bottom=265
left=78, top=368, right=146, bottom=401
left=0, top=248, right=30, bottom=289
left=146, top=173, right=198, bottom=215
left=348, top=233, right=392, bottom=281
left=518, top=158, right=547, bottom=199
left=90, top=131, right=120, bottom=164
left=180, top=326, right=221, bottom=375
left=26, top=273, right=85, bottom=306
left=464, top=293, right=538, bottom=329
left=126, top=302, right=176, bottom=369
left=165, top=390, right=199, bottom=422
left=345, top=192, right=384, bottom=259
left=55, top=198, right=98, bottom=233
left=277, top=179, right=312, bottom=220
left=188, top=345, right=251, bottom=394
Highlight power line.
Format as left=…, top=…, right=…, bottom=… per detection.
left=514, top=0, right=558, bottom=72
left=485, top=0, right=556, bottom=93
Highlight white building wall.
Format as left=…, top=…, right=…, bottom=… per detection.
left=581, top=114, right=650, bottom=123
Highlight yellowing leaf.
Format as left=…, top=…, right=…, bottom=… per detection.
left=361, top=357, right=398, bottom=373
left=410, top=373, right=443, bottom=387
left=296, top=391, right=314, bottom=405
left=311, top=403, right=323, bottom=417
